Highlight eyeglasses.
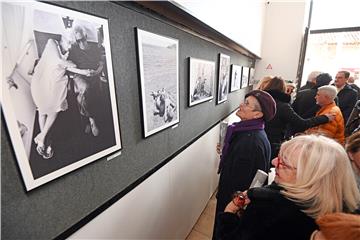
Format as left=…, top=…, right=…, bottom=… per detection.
left=241, top=99, right=261, bottom=112
left=276, top=155, right=297, bottom=171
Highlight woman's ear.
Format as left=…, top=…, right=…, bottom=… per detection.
left=253, top=111, right=264, bottom=119
left=348, top=152, right=354, bottom=161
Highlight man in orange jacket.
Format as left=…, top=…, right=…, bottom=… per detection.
left=306, top=85, right=345, bottom=144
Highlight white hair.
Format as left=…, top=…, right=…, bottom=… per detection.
left=307, top=71, right=322, bottom=82
left=318, top=85, right=337, bottom=100
left=279, top=135, right=360, bottom=219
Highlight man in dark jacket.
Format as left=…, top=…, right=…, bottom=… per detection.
left=293, top=73, right=332, bottom=118
left=299, top=70, right=321, bottom=91
left=213, top=90, right=276, bottom=239
left=348, top=76, right=360, bottom=100
left=335, top=71, right=358, bottom=124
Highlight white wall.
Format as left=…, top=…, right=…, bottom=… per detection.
left=173, top=0, right=266, bottom=57
left=69, top=113, right=240, bottom=239
left=254, top=0, right=310, bottom=82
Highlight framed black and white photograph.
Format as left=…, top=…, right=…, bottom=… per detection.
left=136, top=28, right=179, bottom=138
left=241, top=66, right=250, bottom=88
left=249, top=67, right=256, bottom=86
left=1, top=1, right=121, bottom=191
left=230, top=64, right=242, bottom=92
left=217, top=53, right=230, bottom=104
left=188, top=57, right=215, bottom=107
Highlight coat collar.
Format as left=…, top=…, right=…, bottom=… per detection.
left=265, top=89, right=291, bottom=103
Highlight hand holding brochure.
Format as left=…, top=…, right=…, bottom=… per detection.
left=249, top=169, right=268, bottom=188
left=219, top=121, right=228, bottom=150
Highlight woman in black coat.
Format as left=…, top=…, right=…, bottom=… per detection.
left=215, top=135, right=360, bottom=240
left=213, top=90, right=276, bottom=239
left=260, top=76, right=333, bottom=159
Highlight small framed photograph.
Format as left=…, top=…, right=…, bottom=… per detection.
left=241, top=66, right=250, bottom=88
left=136, top=28, right=179, bottom=138
left=217, top=53, right=230, bottom=104
left=249, top=67, right=256, bottom=86
left=1, top=1, right=121, bottom=191
left=230, top=64, right=242, bottom=92
left=188, top=57, right=215, bottom=107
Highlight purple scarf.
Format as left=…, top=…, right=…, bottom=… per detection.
left=218, top=118, right=265, bottom=173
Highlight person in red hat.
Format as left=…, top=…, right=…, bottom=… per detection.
left=213, top=90, right=276, bottom=238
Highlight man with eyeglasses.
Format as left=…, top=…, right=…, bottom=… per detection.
left=213, top=90, right=276, bottom=239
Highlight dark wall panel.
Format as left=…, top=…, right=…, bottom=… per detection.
left=1, top=1, right=252, bottom=239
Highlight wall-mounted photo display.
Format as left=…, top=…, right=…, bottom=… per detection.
left=241, top=66, right=250, bottom=88
left=188, top=58, right=215, bottom=107
left=1, top=1, right=121, bottom=191
left=217, top=53, right=230, bottom=104
left=249, top=67, right=256, bottom=86
left=136, top=28, right=179, bottom=138
left=230, top=64, right=242, bottom=92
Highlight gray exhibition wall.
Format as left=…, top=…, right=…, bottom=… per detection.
left=1, top=1, right=252, bottom=239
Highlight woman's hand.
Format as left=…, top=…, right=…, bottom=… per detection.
left=325, top=111, right=336, bottom=122
left=224, top=191, right=251, bottom=214
left=216, top=143, right=222, bottom=154
left=224, top=200, right=241, bottom=214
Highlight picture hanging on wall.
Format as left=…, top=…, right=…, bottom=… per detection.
left=241, top=66, right=250, bottom=88
left=230, top=64, right=242, bottom=92
left=217, top=53, right=230, bottom=104
left=249, top=67, right=256, bottom=86
left=1, top=1, right=122, bottom=191
left=136, top=28, right=179, bottom=138
left=188, top=57, right=215, bottom=107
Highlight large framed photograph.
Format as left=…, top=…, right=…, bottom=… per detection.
left=1, top=1, right=121, bottom=191
left=249, top=67, right=256, bottom=86
left=136, top=28, right=179, bottom=138
left=230, top=64, right=242, bottom=92
left=188, top=58, right=215, bottom=107
left=217, top=53, right=230, bottom=104
left=241, top=66, right=250, bottom=88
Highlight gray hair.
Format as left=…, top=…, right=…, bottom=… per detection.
left=318, top=85, right=337, bottom=100
left=307, top=71, right=322, bottom=82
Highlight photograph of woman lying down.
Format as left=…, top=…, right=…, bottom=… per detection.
left=2, top=1, right=120, bottom=188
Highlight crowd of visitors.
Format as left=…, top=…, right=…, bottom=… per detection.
left=213, top=70, right=360, bottom=240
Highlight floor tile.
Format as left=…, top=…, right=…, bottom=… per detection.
left=203, top=198, right=216, bottom=218
left=193, top=212, right=215, bottom=238
left=185, top=229, right=210, bottom=240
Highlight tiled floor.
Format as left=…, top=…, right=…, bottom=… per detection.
left=185, top=192, right=216, bottom=240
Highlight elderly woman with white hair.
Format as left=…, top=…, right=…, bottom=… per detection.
left=215, top=135, right=360, bottom=240
left=306, top=85, right=345, bottom=144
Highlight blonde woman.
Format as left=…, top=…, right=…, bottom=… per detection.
left=215, top=135, right=360, bottom=240
left=256, top=76, right=272, bottom=90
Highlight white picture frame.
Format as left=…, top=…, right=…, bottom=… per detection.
left=188, top=57, right=215, bottom=107
left=1, top=1, right=121, bottom=191
left=241, top=66, right=250, bottom=88
left=136, top=28, right=179, bottom=138
left=217, top=53, right=230, bottom=104
left=230, top=64, right=242, bottom=92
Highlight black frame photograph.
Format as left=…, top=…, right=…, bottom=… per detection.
left=217, top=53, right=230, bottom=104
left=1, top=1, right=121, bottom=191
left=188, top=57, right=215, bottom=107
left=136, top=28, right=179, bottom=138
left=230, top=64, right=242, bottom=92
left=249, top=67, right=256, bottom=86
left=241, top=66, right=250, bottom=88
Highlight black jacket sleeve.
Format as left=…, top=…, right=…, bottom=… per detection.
left=340, top=89, right=358, bottom=123
left=280, top=103, right=329, bottom=133
left=216, top=213, right=242, bottom=240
